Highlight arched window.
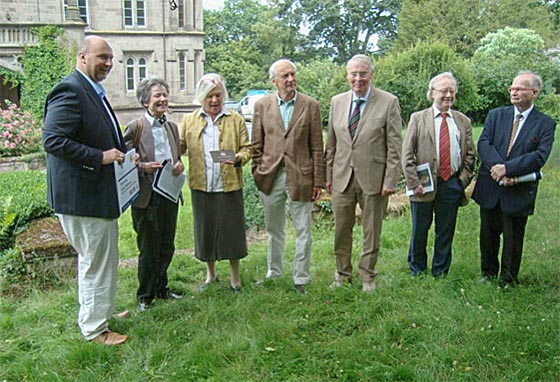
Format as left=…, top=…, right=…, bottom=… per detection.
left=126, top=57, right=135, bottom=91
left=138, top=58, right=147, bottom=82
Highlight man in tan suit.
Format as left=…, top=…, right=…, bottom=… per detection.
left=402, top=72, right=475, bottom=277
left=325, top=54, right=402, bottom=292
left=252, top=59, right=325, bottom=294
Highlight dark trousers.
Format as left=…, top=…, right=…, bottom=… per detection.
left=408, top=176, right=464, bottom=276
left=479, top=204, right=528, bottom=284
left=132, top=193, right=179, bottom=303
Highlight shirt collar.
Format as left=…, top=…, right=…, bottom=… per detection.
left=277, top=91, right=297, bottom=106
left=352, top=87, right=371, bottom=103
left=515, top=105, right=533, bottom=121
left=433, top=105, right=453, bottom=119
left=198, top=106, right=230, bottom=120
left=76, top=68, right=106, bottom=99
left=143, top=112, right=167, bottom=126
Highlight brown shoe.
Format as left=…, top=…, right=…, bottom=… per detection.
left=91, top=330, right=128, bottom=346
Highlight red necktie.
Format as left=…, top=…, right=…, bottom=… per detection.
left=348, top=99, right=363, bottom=139
left=439, top=112, right=452, bottom=181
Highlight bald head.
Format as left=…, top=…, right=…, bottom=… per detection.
left=77, top=36, right=114, bottom=83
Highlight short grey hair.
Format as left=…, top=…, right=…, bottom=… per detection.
left=194, top=73, right=229, bottom=105
left=346, top=54, right=374, bottom=72
left=269, top=59, right=297, bottom=79
left=427, top=72, right=458, bottom=102
left=136, top=77, right=170, bottom=107
left=517, top=70, right=543, bottom=90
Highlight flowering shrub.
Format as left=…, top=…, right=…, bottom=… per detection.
left=0, top=101, right=42, bottom=157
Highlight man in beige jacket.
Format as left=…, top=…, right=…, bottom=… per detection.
left=252, top=59, right=325, bottom=294
left=325, top=54, right=402, bottom=292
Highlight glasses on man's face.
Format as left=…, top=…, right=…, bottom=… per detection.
left=349, top=71, right=370, bottom=79
left=508, top=86, right=534, bottom=93
left=433, top=88, right=456, bottom=95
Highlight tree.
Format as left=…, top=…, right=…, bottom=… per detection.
left=471, top=27, right=560, bottom=121
left=395, top=0, right=558, bottom=57
left=20, top=26, right=74, bottom=121
left=278, top=0, right=402, bottom=63
left=204, top=0, right=304, bottom=98
left=374, top=42, right=479, bottom=123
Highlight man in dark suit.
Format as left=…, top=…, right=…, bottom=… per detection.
left=43, top=36, right=128, bottom=345
left=325, top=54, right=402, bottom=292
left=473, top=71, right=556, bottom=287
left=252, top=59, right=325, bottom=294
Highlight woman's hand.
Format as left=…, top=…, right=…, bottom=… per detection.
left=173, top=160, right=185, bottom=175
left=140, top=161, right=163, bottom=173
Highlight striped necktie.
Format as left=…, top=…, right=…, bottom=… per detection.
left=348, top=99, right=364, bottom=138
left=439, top=112, right=452, bottom=181
left=507, top=114, right=523, bottom=156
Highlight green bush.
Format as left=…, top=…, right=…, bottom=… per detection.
left=536, top=93, right=560, bottom=122
left=0, top=247, right=26, bottom=285
left=374, top=42, right=479, bottom=123
left=242, top=166, right=264, bottom=230
left=0, top=170, right=51, bottom=250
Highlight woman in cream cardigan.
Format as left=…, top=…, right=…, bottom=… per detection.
left=179, top=73, right=252, bottom=293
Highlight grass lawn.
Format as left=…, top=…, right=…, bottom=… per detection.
left=0, top=128, right=558, bottom=381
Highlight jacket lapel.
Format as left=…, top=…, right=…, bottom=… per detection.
left=286, top=96, right=305, bottom=135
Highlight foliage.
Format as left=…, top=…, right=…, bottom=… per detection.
left=20, top=26, right=74, bottom=122
left=537, top=93, right=560, bottom=122
left=395, top=0, right=559, bottom=58
left=204, top=0, right=303, bottom=99
left=0, top=68, right=23, bottom=87
left=278, top=0, right=402, bottom=62
left=374, top=42, right=479, bottom=123
left=242, top=165, right=265, bottom=230
left=0, top=170, right=51, bottom=251
left=471, top=27, right=560, bottom=121
left=296, top=59, right=348, bottom=126
left=0, top=101, right=42, bottom=157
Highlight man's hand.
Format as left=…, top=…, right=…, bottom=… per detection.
left=312, top=187, right=321, bottom=201
left=141, top=162, right=163, bottom=174
left=381, top=185, right=396, bottom=197
left=102, top=148, right=125, bottom=165
left=413, top=184, right=425, bottom=196
left=490, top=164, right=507, bottom=182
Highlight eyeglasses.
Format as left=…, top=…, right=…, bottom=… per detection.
left=433, top=88, right=456, bottom=95
left=508, top=86, right=534, bottom=93
left=348, top=71, right=370, bottom=79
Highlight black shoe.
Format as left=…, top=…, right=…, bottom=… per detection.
left=230, top=285, right=242, bottom=294
left=158, top=290, right=183, bottom=300
left=138, top=301, right=151, bottom=312
left=294, top=284, right=307, bottom=294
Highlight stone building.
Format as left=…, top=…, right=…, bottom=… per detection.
left=0, top=0, right=205, bottom=123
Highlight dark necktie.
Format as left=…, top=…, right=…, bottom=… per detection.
left=439, top=112, right=452, bottom=181
left=507, top=114, right=522, bottom=156
left=348, top=99, right=364, bottom=139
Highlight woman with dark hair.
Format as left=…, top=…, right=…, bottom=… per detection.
left=123, top=77, right=185, bottom=312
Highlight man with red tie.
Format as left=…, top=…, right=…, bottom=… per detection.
left=402, top=72, right=475, bottom=277
left=473, top=71, right=556, bottom=287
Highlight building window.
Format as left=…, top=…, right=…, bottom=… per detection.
left=63, top=0, right=88, bottom=23
left=178, top=52, right=186, bottom=91
left=124, top=0, right=146, bottom=27
left=125, top=56, right=148, bottom=91
left=178, top=0, right=184, bottom=28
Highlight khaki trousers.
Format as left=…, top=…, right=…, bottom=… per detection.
left=332, top=175, right=388, bottom=282
left=58, top=214, right=119, bottom=340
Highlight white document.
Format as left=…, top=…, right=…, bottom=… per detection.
left=152, top=160, right=186, bottom=203
left=114, top=148, right=140, bottom=213
left=406, top=163, right=434, bottom=196
left=499, top=171, right=542, bottom=186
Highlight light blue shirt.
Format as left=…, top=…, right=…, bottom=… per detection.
left=511, top=105, right=534, bottom=146
left=277, top=92, right=297, bottom=129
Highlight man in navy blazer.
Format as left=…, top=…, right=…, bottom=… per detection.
left=43, top=36, right=128, bottom=345
left=473, top=71, right=556, bottom=287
